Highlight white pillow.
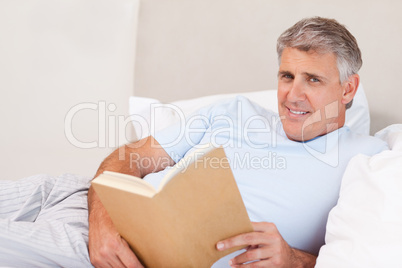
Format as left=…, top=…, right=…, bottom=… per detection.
left=315, top=124, right=402, bottom=267
left=129, top=84, right=370, bottom=140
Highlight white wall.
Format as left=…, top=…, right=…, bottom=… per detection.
left=1, top=0, right=401, bottom=180
left=0, top=0, right=139, bottom=180
left=134, top=0, right=402, bottom=134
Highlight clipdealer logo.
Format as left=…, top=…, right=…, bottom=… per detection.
left=64, top=101, right=133, bottom=149
left=64, top=99, right=341, bottom=167
left=300, top=100, right=340, bottom=167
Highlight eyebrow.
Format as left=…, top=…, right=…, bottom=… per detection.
left=278, top=70, right=328, bottom=82
left=277, top=70, right=293, bottom=77
left=303, top=72, right=327, bottom=81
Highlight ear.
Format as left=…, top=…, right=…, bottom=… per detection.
left=341, top=74, right=360, bottom=105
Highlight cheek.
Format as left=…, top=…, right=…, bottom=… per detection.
left=277, top=86, right=288, bottom=103
left=307, top=89, right=338, bottom=110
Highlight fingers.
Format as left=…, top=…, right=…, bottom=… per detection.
left=216, top=222, right=292, bottom=267
left=217, top=222, right=279, bottom=251
left=118, top=238, right=144, bottom=268
left=229, top=247, right=271, bottom=266
left=90, top=235, right=143, bottom=268
left=88, top=217, right=143, bottom=268
left=228, top=246, right=289, bottom=268
left=217, top=232, right=270, bottom=251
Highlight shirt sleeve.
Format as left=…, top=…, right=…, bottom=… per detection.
left=152, top=104, right=213, bottom=163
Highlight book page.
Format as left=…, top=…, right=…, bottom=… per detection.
left=100, top=171, right=157, bottom=198
left=158, top=143, right=216, bottom=191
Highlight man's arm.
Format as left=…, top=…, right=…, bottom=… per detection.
left=216, top=222, right=316, bottom=268
left=88, top=136, right=175, bottom=268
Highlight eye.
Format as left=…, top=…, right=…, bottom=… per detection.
left=309, top=77, right=320, bottom=83
left=281, top=73, right=294, bottom=80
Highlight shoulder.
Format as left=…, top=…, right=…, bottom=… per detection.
left=339, top=127, right=388, bottom=156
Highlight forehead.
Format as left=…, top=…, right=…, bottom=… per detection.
left=280, top=48, right=339, bottom=76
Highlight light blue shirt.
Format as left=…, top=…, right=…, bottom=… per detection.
left=146, top=96, right=387, bottom=265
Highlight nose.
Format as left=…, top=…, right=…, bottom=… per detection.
left=287, top=80, right=306, bottom=103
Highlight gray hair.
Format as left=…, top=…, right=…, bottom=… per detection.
left=277, top=17, right=362, bottom=84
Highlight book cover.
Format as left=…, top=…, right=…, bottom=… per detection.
left=92, top=145, right=252, bottom=267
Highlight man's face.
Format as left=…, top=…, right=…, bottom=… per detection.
left=277, top=48, right=349, bottom=142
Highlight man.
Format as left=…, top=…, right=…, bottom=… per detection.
left=88, top=17, right=387, bottom=267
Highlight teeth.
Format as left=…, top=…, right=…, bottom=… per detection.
left=289, top=109, right=307, bottom=115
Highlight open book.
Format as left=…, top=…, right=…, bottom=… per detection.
left=92, top=145, right=253, bottom=268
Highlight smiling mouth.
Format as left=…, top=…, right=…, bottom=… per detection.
left=288, top=108, right=308, bottom=115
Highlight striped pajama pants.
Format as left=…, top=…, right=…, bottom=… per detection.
left=0, top=174, right=93, bottom=267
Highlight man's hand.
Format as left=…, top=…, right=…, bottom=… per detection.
left=216, top=222, right=316, bottom=268
left=87, top=137, right=174, bottom=267
left=88, top=188, right=144, bottom=268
